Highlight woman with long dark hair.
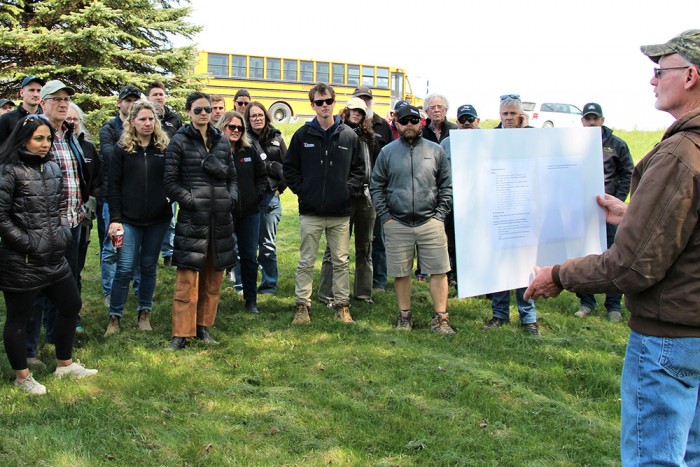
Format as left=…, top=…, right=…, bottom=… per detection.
left=0, top=115, right=97, bottom=395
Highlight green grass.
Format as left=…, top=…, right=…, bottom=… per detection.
left=0, top=128, right=664, bottom=465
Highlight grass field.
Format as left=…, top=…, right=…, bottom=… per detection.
left=0, top=127, right=664, bottom=465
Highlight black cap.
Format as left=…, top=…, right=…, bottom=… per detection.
left=0, top=98, right=16, bottom=108
left=582, top=102, right=603, bottom=118
left=457, top=104, right=478, bottom=118
left=396, top=105, right=421, bottom=121
left=118, top=85, right=142, bottom=101
left=353, top=85, right=372, bottom=99
left=393, top=100, right=409, bottom=111
left=20, top=75, right=45, bottom=88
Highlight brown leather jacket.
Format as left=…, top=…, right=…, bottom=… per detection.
left=558, top=109, right=700, bottom=337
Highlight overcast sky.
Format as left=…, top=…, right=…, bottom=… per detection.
left=185, top=0, right=700, bottom=130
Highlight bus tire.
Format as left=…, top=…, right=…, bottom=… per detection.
left=269, top=102, right=292, bottom=124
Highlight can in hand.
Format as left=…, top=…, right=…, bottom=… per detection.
left=112, top=229, right=124, bottom=249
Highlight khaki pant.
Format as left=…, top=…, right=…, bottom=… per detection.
left=171, top=244, right=225, bottom=337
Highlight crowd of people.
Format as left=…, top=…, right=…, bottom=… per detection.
left=1, top=28, right=699, bottom=466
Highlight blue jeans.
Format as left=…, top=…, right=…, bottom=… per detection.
left=109, top=221, right=170, bottom=317
left=160, top=202, right=176, bottom=258
left=577, top=223, right=622, bottom=312
left=101, top=202, right=139, bottom=297
left=234, top=212, right=261, bottom=305
left=257, top=192, right=282, bottom=294
left=372, top=218, right=387, bottom=289
left=621, top=330, right=700, bottom=466
left=491, top=287, right=537, bottom=324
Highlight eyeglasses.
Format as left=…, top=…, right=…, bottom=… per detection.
left=65, top=117, right=79, bottom=123
left=313, top=98, right=335, bottom=107
left=500, top=94, right=520, bottom=101
left=226, top=124, right=245, bottom=132
left=192, top=106, right=212, bottom=115
left=653, top=66, right=690, bottom=79
left=458, top=115, right=477, bottom=124
left=428, top=104, right=445, bottom=111
left=398, top=117, right=421, bottom=126
left=236, top=101, right=250, bottom=107
left=249, top=113, right=265, bottom=120
left=45, top=96, right=71, bottom=103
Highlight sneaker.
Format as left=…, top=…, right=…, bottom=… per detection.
left=396, top=310, right=414, bottom=330
left=104, top=315, right=120, bottom=337
left=608, top=311, right=622, bottom=322
left=523, top=322, right=541, bottom=336
left=54, top=361, right=98, bottom=379
left=26, top=357, right=47, bottom=371
left=104, top=294, right=111, bottom=308
left=292, top=304, right=311, bottom=325
left=481, top=317, right=508, bottom=330
left=334, top=304, right=354, bottom=324
left=15, top=374, right=46, bottom=396
left=431, top=312, right=456, bottom=334
left=137, top=310, right=153, bottom=331
left=574, top=305, right=594, bottom=318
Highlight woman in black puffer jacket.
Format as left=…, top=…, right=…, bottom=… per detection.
left=0, top=115, right=97, bottom=396
left=163, top=92, right=238, bottom=351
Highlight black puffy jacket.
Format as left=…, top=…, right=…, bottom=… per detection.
left=164, top=124, right=237, bottom=271
left=249, top=125, right=288, bottom=194
left=232, top=145, right=266, bottom=218
left=0, top=151, right=72, bottom=292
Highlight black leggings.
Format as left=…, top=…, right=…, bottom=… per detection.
left=3, top=276, right=81, bottom=370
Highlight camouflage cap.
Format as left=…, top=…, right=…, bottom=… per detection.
left=640, top=29, right=700, bottom=65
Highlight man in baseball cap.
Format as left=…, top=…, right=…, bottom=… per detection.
left=0, top=75, right=46, bottom=142
left=0, top=98, right=16, bottom=116
left=456, top=104, right=480, bottom=130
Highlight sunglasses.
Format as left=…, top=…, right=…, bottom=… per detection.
left=313, top=98, right=335, bottom=106
left=500, top=94, right=520, bottom=101
left=398, top=117, right=421, bottom=126
left=192, top=106, right=212, bottom=115
left=236, top=101, right=250, bottom=107
left=22, top=114, right=50, bottom=126
left=227, top=124, right=245, bottom=132
left=458, top=115, right=477, bottom=124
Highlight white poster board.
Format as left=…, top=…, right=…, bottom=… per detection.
left=450, top=127, right=606, bottom=298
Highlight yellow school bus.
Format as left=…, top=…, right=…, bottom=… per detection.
left=194, top=50, right=418, bottom=123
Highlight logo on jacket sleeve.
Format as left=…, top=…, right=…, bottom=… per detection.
left=304, top=143, right=315, bottom=148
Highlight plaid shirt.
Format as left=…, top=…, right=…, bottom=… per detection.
left=51, top=129, right=84, bottom=227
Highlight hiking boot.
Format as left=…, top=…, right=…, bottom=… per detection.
left=15, top=374, right=46, bottom=396
left=334, top=304, right=354, bottom=324
left=54, top=361, right=98, bottom=379
left=608, top=311, right=622, bottom=322
left=137, top=310, right=153, bottom=331
left=104, top=315, right=120, bottom=337
left=26, top=357, right=47, bottom=371
left=481, top=317, right=508, bottom=330
left=574, top=305, right=593, bottom=318
left=431, top=312, right=456, bottom=334
left=167, top=337, right=187, bottom=351
left=245, top=301, right=260, bottom=314
left=292, top=304, right=311, bottom=325
left=523, top=322, right=541, bottom=336
left=196, top=325, right=218, bottom=345
left=396, top=310, right=414, bottom=330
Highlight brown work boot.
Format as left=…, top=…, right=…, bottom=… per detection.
left=396, top=310, right=414, bottom=330
left=104, top=315, right=120, bottom=337
left=137, top=310, right=152, bottom=331
left=431, top=312, right=456, bottom=334
left=334, top=303, right=354, bottom=324
left=292, top=303, right=311, bottom=325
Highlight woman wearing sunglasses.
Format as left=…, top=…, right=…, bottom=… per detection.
left=104, top=100, right=172, bottom=336
left=163, top=92, right=237, bottom=351
left=0, top=115, right=97, bottom=395
left=244, top=102, right=287, bottom=295
left=216, top=111, right=266, bottom=313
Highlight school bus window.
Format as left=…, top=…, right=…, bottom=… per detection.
left=208, top=54, right=228, bottom=77
left=377, top=67, right=389, bottom=88
left=316, top=62, right=329, bottom=83
left=267, top=58, right=281, bottom=80
left=362, top=66, right=375, bottom=87
left=284, top=60, right=297, bottom=81
left=250, top=57, right=264, bottom=79
left=300, top=61, right=313, bottom=82
left=332, top=63, right=345, bottom=84
left=347, top=65, right=360, bottom=86
left=232, top=55, right=247, bottom=78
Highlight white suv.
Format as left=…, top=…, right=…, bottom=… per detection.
left=522, top=101, right=583, bottom=128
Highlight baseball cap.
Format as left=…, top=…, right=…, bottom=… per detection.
left=641, top=29, right=700, bottom=66
left=393, top=100, right=409, bottom=111
left=457, top=104, right=478, bottom=119
left=582, top=102, right=603, bottom=117
left=346, top=97, right=367, bottom=113
left=40, top=80, right=76, bottom=100
left=118, top=85, right=142, bottom=101
left=0, top=98, right=16, bottom=108
left=396, top=105, right=421, bottom=121
left=352, top=85, right=372, bottom=99
left=20, top=75, right=45, bottom=88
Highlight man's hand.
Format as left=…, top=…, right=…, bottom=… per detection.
left=597, top=194, right=627, bottom=225
left=524, top=266, right=563, bottom=301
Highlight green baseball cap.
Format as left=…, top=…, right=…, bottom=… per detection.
left=641, top=29, right=700, bottom=65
